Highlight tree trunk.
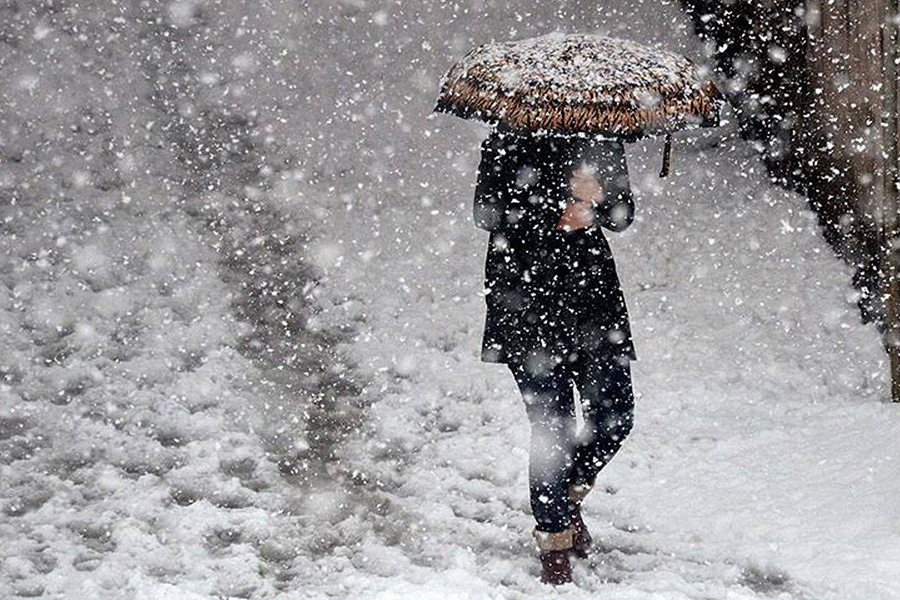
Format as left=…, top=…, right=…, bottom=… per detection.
left=882, top=0, right=900, bottom=401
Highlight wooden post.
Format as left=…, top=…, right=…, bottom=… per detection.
left=882, top=0, right=900, bottom=401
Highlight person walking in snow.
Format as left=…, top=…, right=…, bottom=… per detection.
left=473, top=122, right=637, bottom=585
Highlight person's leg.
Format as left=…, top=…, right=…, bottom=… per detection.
left=570, top=353, right=634, bottom=495
left=506, top=359, right=577, bottom=536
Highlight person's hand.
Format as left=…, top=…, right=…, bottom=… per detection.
left=569, top=163, right=603, bottom=204
left=556, top=165, right=603, bottom=232
left=555, top=198, right=595, bottom=231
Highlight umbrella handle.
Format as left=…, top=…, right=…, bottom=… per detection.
left=659, top=133, right=672, bottom=178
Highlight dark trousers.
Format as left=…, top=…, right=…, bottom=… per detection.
left=507, top=353, right=634, bottom=533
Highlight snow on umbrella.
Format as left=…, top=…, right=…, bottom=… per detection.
left=432, top=32, right=724, bottom=175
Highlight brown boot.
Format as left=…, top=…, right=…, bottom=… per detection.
left=539, top=550, right=572, bottom=585
left=533, top=528, right=575, bottom=585
left=569, top=504, right=593, bottom=558
left=568, top=483, right=593, bottom=558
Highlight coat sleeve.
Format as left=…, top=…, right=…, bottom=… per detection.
left=579, top=140, right=635, bottom=233
left=474, top=132, right=564, bottom=237
left=473, top=133, right=510, bottom=232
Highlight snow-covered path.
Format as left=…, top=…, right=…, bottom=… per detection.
left=4, top=2, right=899, bottom=598
left=291, top=2, right=900, bottom=597
left=308, top=120, right=900, bottom=598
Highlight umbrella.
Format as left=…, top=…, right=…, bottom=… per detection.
left=432, top=32, right=723, bottom=176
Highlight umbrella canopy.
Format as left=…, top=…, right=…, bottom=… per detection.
left=432, top=32, right=723, bottom=141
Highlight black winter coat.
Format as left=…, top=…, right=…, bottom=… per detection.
left=473, top=128, right=638, bottom=368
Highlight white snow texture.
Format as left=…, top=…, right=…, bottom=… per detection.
left=1, top=1, right=899, bottom=599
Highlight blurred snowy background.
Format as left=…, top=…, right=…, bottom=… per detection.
left=1, top=1, right=899, bottom=599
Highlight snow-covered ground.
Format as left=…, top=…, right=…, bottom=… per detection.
left=2, top=0, right=899, bottom=598
left=307, top=112, right=900, bottom=598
